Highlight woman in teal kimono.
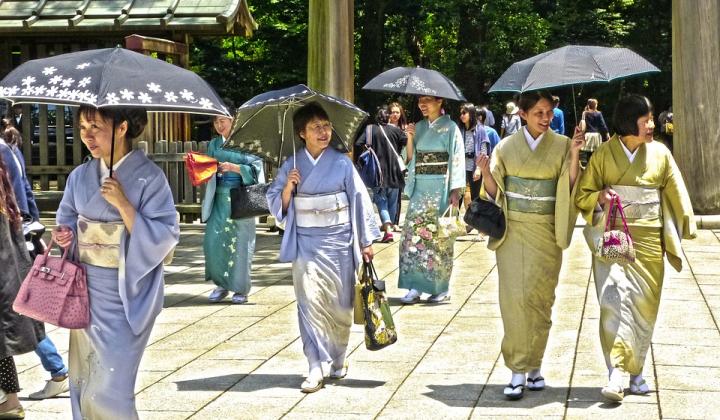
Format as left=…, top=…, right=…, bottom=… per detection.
left=203, top=114, right=264, bottom=304
left=398, top=96, right=465, bottom=304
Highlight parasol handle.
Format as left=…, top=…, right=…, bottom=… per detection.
left=109, top=119, right=116, bottom=178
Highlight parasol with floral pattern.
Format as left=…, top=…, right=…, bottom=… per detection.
left=362, top=66, right=466, bottom=101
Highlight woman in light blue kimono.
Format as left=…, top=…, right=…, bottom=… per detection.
left=267, top=102, right=380, bottom=393
left=398, top=96, right=465, bottom=304
left=53, top=106, right=179, bottom=420
left=202, top=113, right=264, bottom=304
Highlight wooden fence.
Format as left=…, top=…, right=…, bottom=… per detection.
left=138, top=140, right=209, bottom=223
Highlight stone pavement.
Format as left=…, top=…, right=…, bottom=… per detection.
left=15, top=220, right=720, bottom=419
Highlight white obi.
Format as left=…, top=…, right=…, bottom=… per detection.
left=77, top=216, right=124, bottom=268
left=294, top=192, right=350, bottom=228
left=612, top=185, right=661, bottom=220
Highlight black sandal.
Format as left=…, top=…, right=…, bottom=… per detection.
left=503, top=383, right=525, bottom=400
left=527, top=375, right=545, bottom=391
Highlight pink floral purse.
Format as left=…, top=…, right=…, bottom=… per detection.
left=13, top=239, right=89, bottom=329
left=595, top=195, right=636, bottom=265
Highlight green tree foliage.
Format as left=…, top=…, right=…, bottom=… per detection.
left=192, top=0, right=671, bottom=127
left=190, top=0, right=308, bottom=104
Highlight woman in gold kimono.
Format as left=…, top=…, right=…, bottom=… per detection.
left=477, top=90, right=584, bottom=400
left=576, top=94, right=696, bottom=402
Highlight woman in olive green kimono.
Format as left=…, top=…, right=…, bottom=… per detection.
left=477, top=90, right=584, bottom=399
left=576, top=95, right=696, bottom=402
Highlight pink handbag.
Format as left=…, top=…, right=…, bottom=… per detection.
left=13, top=239, right=89, bottom=329
left=595, top=195, right=636, bottom=265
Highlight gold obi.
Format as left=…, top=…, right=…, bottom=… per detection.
left=415, top=151, right=449, bottom=175
left=505, top=176, right=557, bottom=215
left=77, top=216, right=124, bottom=268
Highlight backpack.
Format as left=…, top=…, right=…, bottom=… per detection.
left=356, top=125, right=383, bottom=188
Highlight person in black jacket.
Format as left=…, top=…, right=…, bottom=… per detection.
left=355, top=108, right=407, bottom=243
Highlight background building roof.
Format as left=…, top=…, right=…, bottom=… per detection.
left=0, top=0, right=257, bottom=36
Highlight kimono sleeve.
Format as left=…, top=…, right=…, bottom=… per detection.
left=119, top=170, right=179, bottom=335
left=553, top=140, right=581, bottom=249
left=481, top=144, right=509, bottom=251
left=344, top=159, right=381, bottom=248
left=661, top=152, right=697, bottom=271
left=56, top=167, right=81, bottom=251
left=448, top=126, right=466, bottom=192
left=575, top=148, right=605, bottom=225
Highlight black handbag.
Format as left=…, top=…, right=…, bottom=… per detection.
left=463, top=197, right=506, bottom=239
left=230, top=182, right=270, bottom=219
left=360, top=261, right=397, bottom=351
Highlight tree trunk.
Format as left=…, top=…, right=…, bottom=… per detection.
left=673, top=0, right=720, bottom=213
left=307, top=0, right=355, bottom=102
left=454, top=1, right=484, bottom=103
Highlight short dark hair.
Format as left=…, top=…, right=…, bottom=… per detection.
left=518, top=90, right=554, bottom=112
left=477, top=108, right=487, bottom=124
left=293, top=102, right=330, bottom=140
left=612, top=94, right=654, bottom=137
left=79, top=106, right=148, bottom=141
left=375, top=107, right=389, bottom=125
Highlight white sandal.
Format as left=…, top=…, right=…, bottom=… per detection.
left=629, top=378, right=650, bottom=395
left=300, top=377, right=324, bottom=393
left=601, top=383, right=624, bottom=402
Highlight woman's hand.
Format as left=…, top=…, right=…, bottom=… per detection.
left=476, top=154, right=491, bottom=175
left=284, top=169, right=301, bottom=193
left=362, top=245, right=374, bottom=262
left=52, top=225, right=74, bottom=248
left=405, top=123, right=415, bottom=137
left=101, top=176, right=131, bottom=210
left=570, top=125, right=585, bottom=158
left=597, top=187, right=617, bottom=207
left=218, top=162, right=240, bottom=174
left=472, top=168, right=482, bottom=181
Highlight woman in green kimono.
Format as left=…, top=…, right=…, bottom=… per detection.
left=202, top=113, right=264, bottom=304
left=398, top=96, right=465, bottom=304
left=477, top=90, right=584, bottom=400
left=576, top=94, right=696, bottom=402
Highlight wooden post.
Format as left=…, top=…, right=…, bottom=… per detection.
left=673, top=0, right=720, bottom=213
left=307, top=0, right=355, bottom=102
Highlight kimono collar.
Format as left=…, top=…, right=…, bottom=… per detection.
left=522, top=126, right=545, bottom=151
left=304, top=148, right=326, bottom=166
left=618, top=137, right=640, bottom=163
left=100, top=150, right=134, bottom=181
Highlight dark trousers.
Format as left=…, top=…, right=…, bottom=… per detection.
left=462, top=170, right=482, bottom=206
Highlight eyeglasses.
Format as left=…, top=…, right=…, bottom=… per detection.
left=307, top=122, right=333, bottom=133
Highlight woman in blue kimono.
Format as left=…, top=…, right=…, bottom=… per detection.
left=398, top=95, right=465, bottom=304
left=52, top=106, right=179, bottom=419
left=202, top=113, right=264, bottom=304
left=267, top=102, right=380, bottom=393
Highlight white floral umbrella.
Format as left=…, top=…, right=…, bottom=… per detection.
left=362, top=66, right=466, bottom=101
left=0, top=47, right=229, bottom=116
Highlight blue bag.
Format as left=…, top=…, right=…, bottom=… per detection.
left=356, top=125, right=383, bottom=188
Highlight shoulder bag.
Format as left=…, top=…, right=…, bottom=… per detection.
left=13, top=239, right=89, bottom=329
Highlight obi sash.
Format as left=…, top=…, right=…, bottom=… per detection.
left=415, top=151, right=449, bottom=175
left=294, top=191, right=350, bottom=228
left=505, top=176, right=557, bottom=215
left=77, top=216, right=124, bottom=268
left=612, top=185, right=661, bottom=221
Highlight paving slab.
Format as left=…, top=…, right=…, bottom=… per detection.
left=17, top=218, right=720, bottom=419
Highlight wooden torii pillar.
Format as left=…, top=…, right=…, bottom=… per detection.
left=673, top=0, right=720, bottom=213
left=307, top=0, right=355, bottom=102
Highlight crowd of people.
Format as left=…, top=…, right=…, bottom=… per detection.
left=0, top=87, right=695, bottom=418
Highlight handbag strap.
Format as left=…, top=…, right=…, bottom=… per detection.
left=604, top=194, right=617, bottom=232
left=378, top=125, right=403, bottom=162
left=613, top=195, right=633, bottom=243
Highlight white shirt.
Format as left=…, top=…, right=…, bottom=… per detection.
left=522, top=127, right=545, bottom=152
left=304, top=148, right=325, bottom=166
left=100, top=150, right=133, bottom=181
left=619, top=138, right=639, bottom=163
